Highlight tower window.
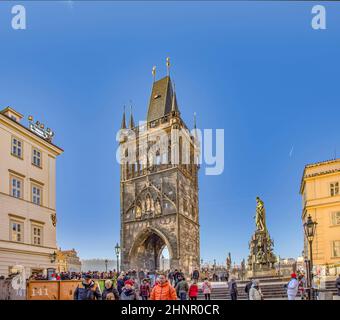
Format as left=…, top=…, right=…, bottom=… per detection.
left=330, top=182, right=339, bottom=196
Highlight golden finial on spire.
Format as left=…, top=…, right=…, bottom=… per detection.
left=166, top=57, right=170, bottom=76
left=152, top=66, right=156, bottom=82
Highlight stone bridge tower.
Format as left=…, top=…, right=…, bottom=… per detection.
left=119, top=67, right=200, bottom=275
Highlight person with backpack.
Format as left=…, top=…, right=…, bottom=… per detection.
left=249, top=280, right=263, bottom=300
left=74, top=274, right=102, bottom=300
left=244, top=280, right=253, bottom=299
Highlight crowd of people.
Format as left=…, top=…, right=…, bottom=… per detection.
left=3, top=267, right=339, bottom=300
left=73, top=269, right=204, bottom=300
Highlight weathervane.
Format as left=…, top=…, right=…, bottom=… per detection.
left=166, top=57, right=170, bottom=76
left=152, top=66, right=156, bottom=82
left=28, top=115, right=54, bottom=142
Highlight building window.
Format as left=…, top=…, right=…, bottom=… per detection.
left=330, top=182, right=339, bottom=196
left=32, top=148, right=42, bottom=167
left=331, top=212, right=340, bottom=226
left=11, top=220, right=23, bottom=242
left=32, top=185, right=42, bottom=205
left=332, top=240, right=340, bottom=258
left=11, top=137, right=23, bottom=158
left=32, top=225, right=43, bottom=246
left=10, top=176, right=23, bottom=199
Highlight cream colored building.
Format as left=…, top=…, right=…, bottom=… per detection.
left=56, top=249, right=81, bottom=273
left=300, top=159, right=340, bottom=275
left=0, top=107, right=63, bottom=277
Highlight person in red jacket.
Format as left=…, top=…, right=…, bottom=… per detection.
left=188, top=280, right=198, bottom=300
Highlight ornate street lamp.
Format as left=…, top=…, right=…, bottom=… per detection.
left=104, top=259, right=108, bottom=273
left=115, top=243, right=121, bottom=274
left=50, top=251, right=57, bottom=263
left=303, top=215, right=317, bottom=300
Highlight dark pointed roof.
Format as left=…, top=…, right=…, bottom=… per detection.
left=129, top=107, right=135, bottom=128
left=121, top=107, right=126, bottom=129
left=147, top=76, right=179, bottom=122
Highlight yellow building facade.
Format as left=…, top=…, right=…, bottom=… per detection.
left=0, top=107, right=63, bottom=277
left=56, top=249, right=81, bottom=273
left=300, top=159, right=340, bottom=275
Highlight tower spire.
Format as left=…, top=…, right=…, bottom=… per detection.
left=129, top=104, right=135, bottom=128
left=171, top=81, right=177, bottom=113
left=152, top=66, right=156, bottom=82
left=121, top=105, right=126, bottom=129
left=194, top=112, right=197, bottom=129
left=166, top=57, right=170, bottom=76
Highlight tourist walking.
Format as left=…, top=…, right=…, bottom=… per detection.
left=298, top=274, right=307, bottom=300
left=175, top=274, right=189, bottom=300
left=244, top=280, right=253, bottom=299
left=168, top=270, right=174, bottom=286
left=287, top=273, right=299, bottom=300
left=102, top=279, right=120, bottom=300
left=139, top=279, right=151, bottom=300
left=189, top=280, right=198, bottom=300
left=74, top=274, right=102, bottom=300
left=336, top=274, right=340, bottom=296
left=150, top=273, right=177, bottom=300
left=192, top=268, right=200, bottom=281
left=229, top=278, right=238, bottom=300
left=120, top=280, right=138, bottom=300
left=249, top=280, right=263, bottom=300
left=117, top=275, right=125, bottom=295
left=202, top=278, right=212, bottom=300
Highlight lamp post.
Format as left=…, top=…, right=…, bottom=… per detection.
left=115, top=243, right=121, bottom=274
left=104, top=259, right=108, bottom=273
left=161, top=254, right=165, bottom=271
left=303, top=214, right=317, bottom=300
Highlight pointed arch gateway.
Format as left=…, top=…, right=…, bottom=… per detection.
left=128, top=227, right=173, bottom=271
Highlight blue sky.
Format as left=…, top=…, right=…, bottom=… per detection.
left=1, top=1, right=339, bottom=266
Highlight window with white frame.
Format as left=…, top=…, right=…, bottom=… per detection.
left=32, top=185, right=42, bottom=205
left=32, top=225, right=43, bottom=245
left=331, top=212, right=340, bottom=226
left=11, top=137, right=23, bottom=158
left=32, top=148, right=42, bottom=167
left=11, top=176, right=23, bottom=198
left=332, top=240, right=340, bottom=257
left=11, top=220, right=23, bottom=242
left=330, top=182, right=339, bottom=196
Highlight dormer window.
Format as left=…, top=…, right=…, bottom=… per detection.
left=154, top=94, right=161, bottom=99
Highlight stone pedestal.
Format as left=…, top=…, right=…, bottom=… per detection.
left=247, top=230, right=276, bottom=277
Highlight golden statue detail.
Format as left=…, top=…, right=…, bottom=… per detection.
left=255, top=196, right=266, bottom=232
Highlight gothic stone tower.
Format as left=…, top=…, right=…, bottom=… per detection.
left=119, top=74, right=200, bottom=275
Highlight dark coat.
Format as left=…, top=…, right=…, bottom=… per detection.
left=245, top=281, right=252, bottom=296
left=192, top=270, right=200, bottom=280
left=336, top=277, right=340, bottom=295
left=74, top=280, right=102, bottom=300
left=102, top=286, right=120, bottom=300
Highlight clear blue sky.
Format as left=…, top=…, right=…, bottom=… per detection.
left=1, top=1, right=339, bottom=265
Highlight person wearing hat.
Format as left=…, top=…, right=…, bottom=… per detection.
left=120, top=279, right=138, bottom=300
left=249, top=280, right=263, bottom=300
left=74, top=274, right=102, bottom=300
left=287, top=273, right=299, bottom=300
